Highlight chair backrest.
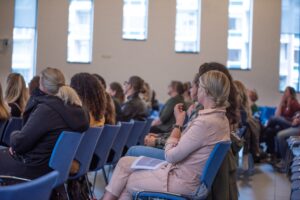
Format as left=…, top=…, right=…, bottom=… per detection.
left=49, top=131, right=83, bottom=186
left=125, top=120, right=146, bottom=149
left=138, top=118, right=154, bottom=145
left=0, top=170, right=59, bottom=200
left=0, top=120, right=8, bottom=145
left=110, top=121, right=134, bottom=164
left=200, top=141, right=231, bottom=190
left=91, top=124, right=121, bottom=171
left=2, top=117, right=22, bottom=146
left=69, top=127, right=103, bottom=179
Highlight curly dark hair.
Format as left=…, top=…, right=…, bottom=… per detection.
left=71, top=73, right=107, bottom=122
left=199, top=62, right=239, bottom=125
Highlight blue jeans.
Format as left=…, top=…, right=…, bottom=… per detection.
left=277, top=126, right=300, bottom=158
left=126, top=146, right=165, bottom=160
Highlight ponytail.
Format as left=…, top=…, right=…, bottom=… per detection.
left=56, top=86, right=82, bottom=107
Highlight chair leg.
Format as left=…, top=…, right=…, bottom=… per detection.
left=85, top=174, right=95, bottom=199
left=102, top=166, right=108, bottom=185
left=92, top=171, right=97, bottom=193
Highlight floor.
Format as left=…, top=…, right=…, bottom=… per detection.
left=89, top=164, right=291, bottom=200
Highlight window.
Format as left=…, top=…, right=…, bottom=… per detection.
left=175, top=0, right=201, bottom=53
left=11, top=0, right=38, bottom=84
left=279, top=0, right=300, bottom=92
left=67, top=0, right=94, bottom=63
left=123, top=0, right=148, bottom=40
left=227, top=0, right=253, bottom=69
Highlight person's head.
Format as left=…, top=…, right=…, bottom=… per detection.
left=40, top=67, right=81, bottom=106
left=248, top=89, right=258, bottom=103
left=40, top=67, right=65, bottom=95
left=190, top=73, right=200, bottom=101
left=168, top=81, right=184, bottom=97
left=198, top=70, right=230, bottom=108
left=123, top=76, right=144, bottom=96
left=234, top=80, right=252, bottom=116
left=5, top=73, right=28, bottom=112
left=28, top=76, right=40, bottom=95
left=71, top=73, right=107, bottom=122
left=199, top=62, right=238, bottom=125
left=0, top=82, right=10, bottom=120
left=108, top=82, right=125, bottom=104
left=93, top=74, right=107, bottom=89
left=140, top=82, right=152, bottom=103
left=183, top=82, right=192, bottom=98
left=284, top=86, right=297, bottom=99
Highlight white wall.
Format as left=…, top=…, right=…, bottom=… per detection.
left=0, top=0, right=294, bottom=106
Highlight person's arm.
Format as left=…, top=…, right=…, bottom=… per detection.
left=10, top=104, right=55, bottom=154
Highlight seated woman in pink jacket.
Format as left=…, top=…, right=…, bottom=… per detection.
left=103, top=70, right=231, bottom=200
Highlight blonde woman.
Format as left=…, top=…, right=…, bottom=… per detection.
left=0, top=82, right=10, bottom=130
left=5, top=73, right=28, bottom=117
left=102, top=70, right=231, bottom=200
left=0, top=67, right=89, bottom=179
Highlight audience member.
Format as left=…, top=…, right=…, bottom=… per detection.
left=120, top=76, right=148, bottom=121
left=102, top=70, right=231, bottom=200
left=71, top=73, right=107, bottom=127
left=5, top=73, right=28, bottom=117
left=28, top=76, right=40, bottom=96
left=108, top=82, right=124, bottom=122
left=93, top=74, right=116, bottom=125
left=150, top=81, right=184, bottom=133
left=0, top=67, right=89, bottom=179
left=0, top=82, right=10, bottom=131
left=264, top=86, right=300, bottom=158
left=183, top=81, right=193, bottom=108
left=248, top=89, right=259, bottom=114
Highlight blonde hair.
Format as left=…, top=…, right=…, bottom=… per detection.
left=234, top=80, right=252, bottom=117
left=5, top=73, right=28, bottom=112
left=0, top=82, right=10, bottom=120
left=56, top=86, right=82, bottom=107
left=199, top=70, right=230, bottom=108
left=40, top=67, right=65, bottom=95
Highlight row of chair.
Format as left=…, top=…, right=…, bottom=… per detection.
left=0, top=118, right=153, bottom=200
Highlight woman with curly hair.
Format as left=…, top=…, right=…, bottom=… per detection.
left=71, top=73, right=107, bottom=127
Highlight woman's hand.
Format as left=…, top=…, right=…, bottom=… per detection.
left=174, top=103, right=186, bottom=126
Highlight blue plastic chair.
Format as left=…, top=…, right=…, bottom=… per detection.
left=90, top=124, right=121, bottom=186
left=0, top=171, right=59, bottom=200
left=1, top=117, right=22, bottom=146
left=138, top=118, right=154, bottom=145
left=133, top=141, right=232, bottom=200
left=124, top=120, right=146, bottom=152
left=109, top=121, right=134, bottom=165
left=49, top=131, right=83, bottom=187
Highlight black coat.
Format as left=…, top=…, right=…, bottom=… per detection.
left=120, top=93, right=148, bottom=122
left=10, top=95, right=89, bottom=167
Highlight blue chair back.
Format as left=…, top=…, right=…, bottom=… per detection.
left=0, top=171, right=59, bottom=200
left=125, top=120, right=146, bottom=149
left=49, top=131, right=83, bottom=186
left=2, top=117, right=22, bottom=146
left=200, top=141, right=232, bottom=190
left=138, top=118, right=154, bottom=145
left=110, top=121, right=134, bottom=164
left=259, top=106, right=276, bottom=125
left=91, top=124, right=121, bottom=171
left=69, top=127, right=103, bottom=179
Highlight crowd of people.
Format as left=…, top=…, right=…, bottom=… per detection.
left=0, top=62, right=299, bottom=200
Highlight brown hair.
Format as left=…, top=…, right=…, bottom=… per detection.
left=0, top=82, right=10, bottom=120
left=109, top=82, right=125, bottom=104
left=71, top=73, right=107, bottom=122
left=199, top=62, right=238, bottom=125
left=199, top=71, right=230, bottom=108
left=234, top=80, right=252, bottom=117
left=28, top=76, right=40, bottom=95
left=5, top=73, right=28, bottom=113
left=170, top=81, right=184, bottom=95
left=128, top=76, right=144, bottom=93
left=104, top=93, right=116, bottom=125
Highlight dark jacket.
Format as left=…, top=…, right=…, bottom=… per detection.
left=120, top=92, right=148, bottom=122
left=10, top=95, right=89, bottom=167
left=23, top=88, right=46, bottom=125
left=113, top=97, right=122, bottom=123
left=8, top=103, right=22, bottom=117
left=152, top=95, right=184, bottom=133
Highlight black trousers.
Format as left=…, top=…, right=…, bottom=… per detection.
left=0, top=148, right=52, bottom=180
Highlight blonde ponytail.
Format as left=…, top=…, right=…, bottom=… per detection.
left=56, top=86, right=82, bottom=107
